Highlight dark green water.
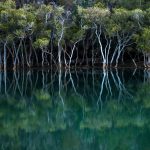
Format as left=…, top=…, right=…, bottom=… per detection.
left=0, top=69, right=150, bottom=150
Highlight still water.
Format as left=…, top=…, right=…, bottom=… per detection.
left=0, top=69, right=150, bottom=150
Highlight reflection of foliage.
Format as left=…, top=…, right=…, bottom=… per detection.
left=135, top=82, right=150, bottom=108
left=0, top=70, right=150, bottom=149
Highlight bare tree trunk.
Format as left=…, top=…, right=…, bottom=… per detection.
left=13, top=40, right=22, bottom=70
left=42, top=48, right=44, bottom=67
left=81, top=40, right=86, bottom=65
left=58, top=67, right=64, bottom=107
left=95, top=24, right=106, bottom=69
left=146, top=53, right=150, bottom=68
left=58, top=20, right=64, bottom=69
left=69, top=39, right=81, bottom=68
left=0, top=70, right=2, bottom=93
left=4, top=41, right=7, bottom=71
left=143, top=52, right=147, bottom=68
left=0, top=50, right=2, bottom=70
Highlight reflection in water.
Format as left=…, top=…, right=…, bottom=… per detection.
left=0, top=69, right=150, bottom=150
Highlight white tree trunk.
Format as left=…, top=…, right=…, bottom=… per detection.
left=146, top=53, right=150, bottom=67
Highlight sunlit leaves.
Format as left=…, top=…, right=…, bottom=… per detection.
left=33, top=38, right=49, bottom=49
left=131, top=9, right=144, bottom=21
left=2, top=0, right=15, bottom=9
left=78, top=6, right=109, bottom=24
left=14, top=29, right=26, bottom=39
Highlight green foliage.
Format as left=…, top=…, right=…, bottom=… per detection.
left=64, top=25, right=85, bottom=43
left=78, top=6, right=110, bottom=23
left=35, top=90, right=51, bottom=101
left=94, top=2, right=105, bottom=8
left=134, top=27, right=150, bottom=52
left=33, top=38, right=49, bottom=49
left=0, top=0, right=149, bottom=68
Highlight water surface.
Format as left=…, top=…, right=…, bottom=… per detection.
left=0, top=69, right=150, bottom=150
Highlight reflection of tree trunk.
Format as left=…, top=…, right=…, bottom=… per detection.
left=115, top=69, right=132, bottom=101
left=69, top=70, right=77, bottom=94
left=97, top=69, right=106, bottom=109
left=4, top=70, right=7, bottom=95
left=14, top=71, right=22, bottom=96
left=42, top=70, right=45, bottom=89
left=0, top=67, right=138, bottom=111
left=144, top=68, right=150, bottom=83
left=92, top=69, right=97, bottom=97
left=147, top=69, right=150, bottom=83
left=33, top=70, right=39, bottom=91
left=58, top=68, right=64, bottom=106
left=22, top=69, right=25, bottom=95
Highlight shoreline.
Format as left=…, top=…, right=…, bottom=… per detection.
left=0, top=63, right=149, bottom=72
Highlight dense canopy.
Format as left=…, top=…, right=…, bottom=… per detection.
left=0, top=0, right=150, bottom=70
